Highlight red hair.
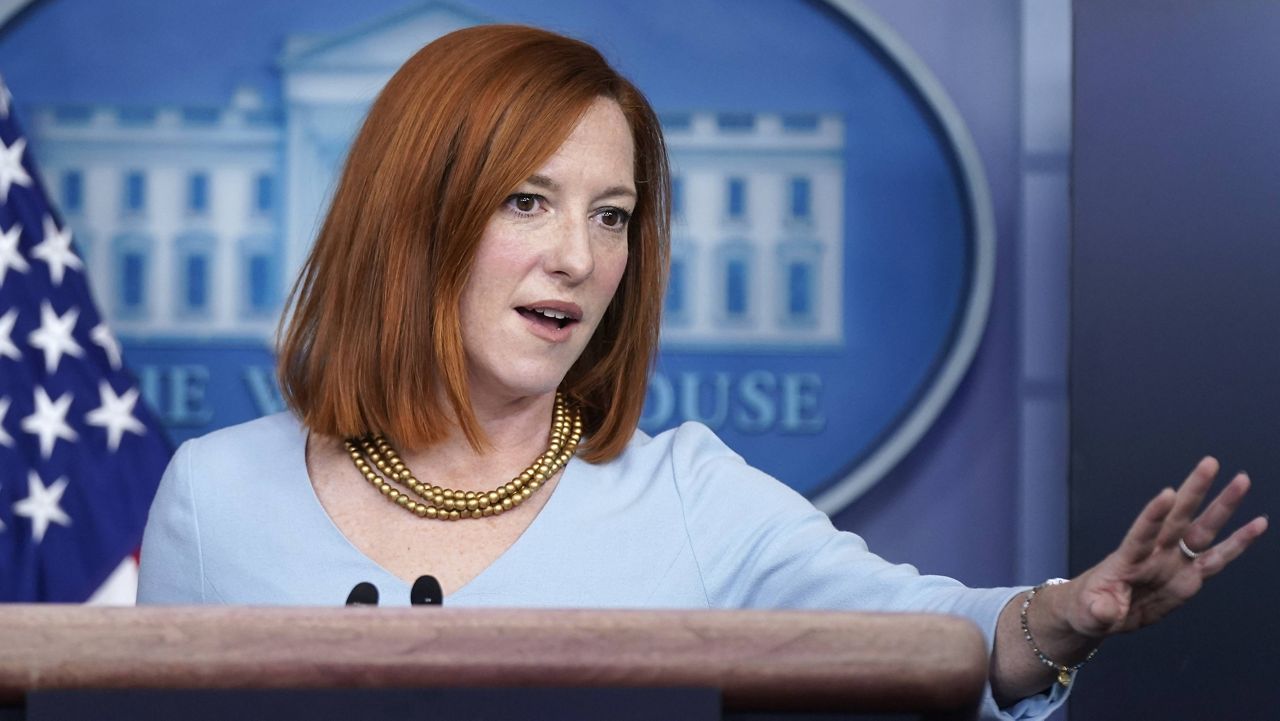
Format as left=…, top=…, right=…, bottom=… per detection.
left=277, top=25, right=669, bottom=462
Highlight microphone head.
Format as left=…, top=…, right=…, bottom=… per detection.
left=410, top=575, right=443, bottom=606
left=346, top=581, right=379, bottom=606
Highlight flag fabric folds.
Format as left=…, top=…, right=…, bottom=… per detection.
left=0, top=73, right=172, bottom=601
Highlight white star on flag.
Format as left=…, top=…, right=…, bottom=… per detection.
left=0, top=307, right=21, bottom=361
left=27, top=301, right=84, bottom=373
left=0, top=395, right=14, bottom=448
left=0, top=136, right=33, bottom=200
left=13, top=471, right=73, bottom=543
left=0, top=222, right=29, bottom=288
left=20, top=386, right=78, bottom=460
left=31, top=215, right=82, bottom=286
left=86, top=381, right=147, bottom=452
left=90, top=323, right=123, bottom=370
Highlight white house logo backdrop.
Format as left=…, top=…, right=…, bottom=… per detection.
left=0, top=0, right=992, bottom=512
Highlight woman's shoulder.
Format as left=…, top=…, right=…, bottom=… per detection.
left=582, top=421, right=742, bottom=484
left=176, top=411, right=307, bottom=475
left=188, top=411, right=302, bottom=445
left=620, top=421, right=741, bottom=462
left=611, top=422, right=801, bottom=505
left=156, top=412, right=313, bottom=537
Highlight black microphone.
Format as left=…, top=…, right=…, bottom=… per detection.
left=410, top=575, right=443, bottom=606
left=345, top=581, right=379, bottom=606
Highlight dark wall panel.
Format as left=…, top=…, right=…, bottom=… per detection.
left=1071, top=1, right=1280, bottom=718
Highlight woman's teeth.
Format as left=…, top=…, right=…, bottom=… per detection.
left=519, top=307, right=574, bottom=329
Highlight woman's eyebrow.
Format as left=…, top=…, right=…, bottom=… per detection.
left=526, top=173, right=559, bottom=191
left=524, top=174, right=636, bottom=202
left=595, top=185, right=637, bottom=201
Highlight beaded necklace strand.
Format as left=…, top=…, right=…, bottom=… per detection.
left=344, top=392, right=583, bottom=520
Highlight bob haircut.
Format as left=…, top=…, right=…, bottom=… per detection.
left=277, top=24, right=670, bottom=463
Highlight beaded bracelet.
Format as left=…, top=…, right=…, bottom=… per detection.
left=1020, top=578, right=1099, bottom=687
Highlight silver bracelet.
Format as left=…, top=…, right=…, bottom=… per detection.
left=1020, top=578, right=1098, bottom=687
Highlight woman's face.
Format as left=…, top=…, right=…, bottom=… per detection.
left=459, top=97, right=635, bottom=407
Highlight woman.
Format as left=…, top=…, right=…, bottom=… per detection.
left=138, top=24, right=1267, bottom=720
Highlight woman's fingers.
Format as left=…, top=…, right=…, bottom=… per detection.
left=1183, top=472, right=1251, bottom=551
left=1085, top=593, right=1125, bottom=632
left=1156, top=457, right=1219, bottom=548
left=1197, top=515, right=1269, bottom=578
left=1118, top=487, right=1177, bottom=564
left=1089, top=462, right=1266, bottom=635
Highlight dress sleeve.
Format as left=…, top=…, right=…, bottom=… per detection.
left=667, top=422, right=1070, bottom=721
left=137, top=440, right=206, bottom=603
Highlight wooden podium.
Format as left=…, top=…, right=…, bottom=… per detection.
left=0, top=606, right=988, bottom=720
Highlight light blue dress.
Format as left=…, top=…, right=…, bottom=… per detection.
left=138, top=412, right=1069, bottom=719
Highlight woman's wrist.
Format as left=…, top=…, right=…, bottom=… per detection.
left=1023, top=579, right=1104, bottom=673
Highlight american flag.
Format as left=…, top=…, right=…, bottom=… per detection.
left=0, top=73, right=171, bottom=602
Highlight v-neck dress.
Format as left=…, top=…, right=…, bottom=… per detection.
left=137, top=412, right=1068, bottom=720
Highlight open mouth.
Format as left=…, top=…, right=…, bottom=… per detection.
left=516, top=306, right=581, bottom=330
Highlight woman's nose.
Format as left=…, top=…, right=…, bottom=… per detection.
left=545, top=215, right=595, bottom=282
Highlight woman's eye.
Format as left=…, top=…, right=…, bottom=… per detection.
left=597, top=208, right=631, bottom=229
left=507, top=193, right=542, bottom=214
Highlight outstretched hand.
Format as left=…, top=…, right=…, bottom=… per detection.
left=1065, top=457, right=1268, bottom=638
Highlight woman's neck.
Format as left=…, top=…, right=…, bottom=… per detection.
left=392, top=390, right=559, bottom=494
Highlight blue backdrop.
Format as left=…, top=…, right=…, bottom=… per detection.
left=1, top=0, right=1052, bottom=604
left=1071, top=1, right=1280, bottom=718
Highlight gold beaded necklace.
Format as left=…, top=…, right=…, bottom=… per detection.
left=343, top=393, right=583, bottom=520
